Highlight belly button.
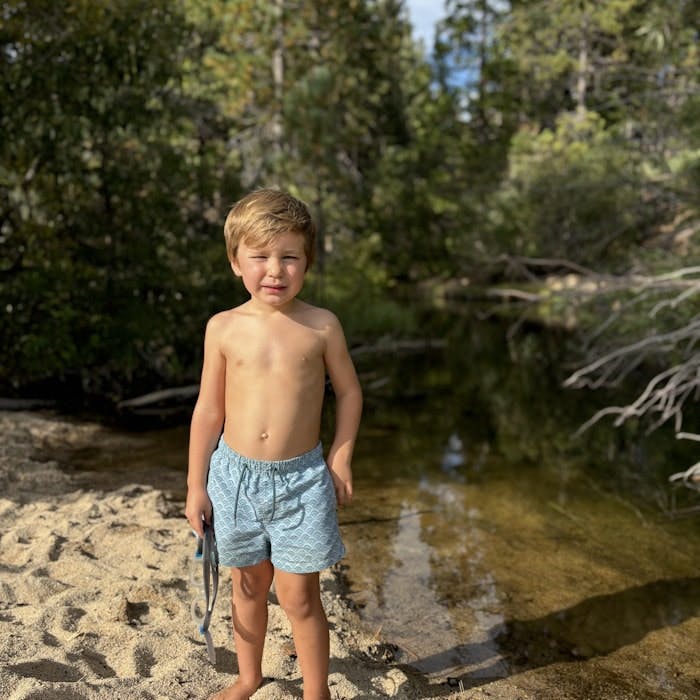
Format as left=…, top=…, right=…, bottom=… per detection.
left=260, top=431, right=269, bottom=440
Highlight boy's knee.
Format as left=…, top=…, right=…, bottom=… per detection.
left=235, top=580, right=269, bottom=603
left=278, top=588, right=321, bottom=620
left=234, top=564, right=273, bottom=601
left=280, top=595, right=312, bottom=620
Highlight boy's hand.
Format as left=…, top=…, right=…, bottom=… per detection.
left=185, top=486, right=212, bottom=538
left=328, top=460, right=353, bottom=506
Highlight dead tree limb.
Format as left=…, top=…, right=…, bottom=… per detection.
left=559, top=267, right=700, bottom=449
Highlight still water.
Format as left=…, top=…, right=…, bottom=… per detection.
left=69, top=313, right=700, bottom=698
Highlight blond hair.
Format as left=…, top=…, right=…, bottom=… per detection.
left=224, top=189, right=316, bottom=268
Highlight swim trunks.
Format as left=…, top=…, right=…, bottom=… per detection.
left=207, top=437, right=345, bottom=573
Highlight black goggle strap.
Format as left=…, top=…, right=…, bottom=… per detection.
left=191, top=522, right=219, bottom=664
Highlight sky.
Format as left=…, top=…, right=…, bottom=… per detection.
left=404, top=0, right=446, bottom=52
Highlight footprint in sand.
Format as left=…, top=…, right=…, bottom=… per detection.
left=48, top=533, right=68, bottom=562
left=17, top=690, right=87, bottom=700
left=26, top=567, right=71, bottom=601
left=58, top=606, right=86, bottom=632
left=71, top=647, right=117, bottom=679
left=133, top=643, right=157, bottom=677
left=8, top=658, right=82, bottom=682
left=0, top=580, right=17, bottom=608
left=125, top=600, right=150, bottom=625
left=41, top=631, right=61, bottom=647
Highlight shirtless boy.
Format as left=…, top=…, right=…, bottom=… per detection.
left=185, top=189, right=362, bottom=700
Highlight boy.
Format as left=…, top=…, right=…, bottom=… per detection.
left=185, top=188, right=362, bottom=700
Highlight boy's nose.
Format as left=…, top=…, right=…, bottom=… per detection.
left=267, top=258, right=282, bottom=276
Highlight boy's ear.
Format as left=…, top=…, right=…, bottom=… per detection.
left=230, top=258, right=242, bottom=277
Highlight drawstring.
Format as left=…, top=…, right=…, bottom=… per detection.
left=270, top=469, right=277, bottom=522
left=233, top=466, right=246, bottom=526
left=233, top=464, right=286, bottom=524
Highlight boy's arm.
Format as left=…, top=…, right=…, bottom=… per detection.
left=324, top=314, right=362, bottom=506
left=185, top=315, right=226, bottom=537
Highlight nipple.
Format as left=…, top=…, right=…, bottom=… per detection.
left=260, top=431, right=269, bottom=440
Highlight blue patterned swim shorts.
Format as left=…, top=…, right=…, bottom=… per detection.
left=207, top=437, right=345, bottom=573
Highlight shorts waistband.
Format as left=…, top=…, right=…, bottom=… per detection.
left=217, top=437, right=324, bottom=473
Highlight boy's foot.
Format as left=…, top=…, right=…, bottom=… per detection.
left=208, top=677, right=263, bottom=700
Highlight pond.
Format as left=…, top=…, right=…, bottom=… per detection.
left=67, top=311, right=700, bottom=698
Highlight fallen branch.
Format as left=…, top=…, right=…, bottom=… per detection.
left=559, top=267, right=700, bottom=460
left=117, top=385, right=199, bottom=409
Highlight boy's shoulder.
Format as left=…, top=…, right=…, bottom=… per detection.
left=292, top=300, right=342, bottom=330
left=203, top=306, right=247, bottom=341
left=206, top=307, right=238, bottom=329
left=207, top=299, right=261, bottom=322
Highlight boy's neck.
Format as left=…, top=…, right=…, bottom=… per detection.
left=245, top=296, right=303, bottom=315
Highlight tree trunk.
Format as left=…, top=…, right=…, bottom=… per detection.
left=272, top=0, right=285, bottom=162
left=575, top=10, right=589, bottom=115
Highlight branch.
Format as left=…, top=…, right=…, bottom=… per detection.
left=493, top=254, right=597, bottom=278
left=557, top=266, right=700, bottom=449
left=564, top=320, right=700, bottom=388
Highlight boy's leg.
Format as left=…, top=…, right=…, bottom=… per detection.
left=274, top=570, right=330, bottom=700
left=210, top=560, right=274, bottom=700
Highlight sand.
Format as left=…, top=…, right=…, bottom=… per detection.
left=0, top=411, right=418, bottom=700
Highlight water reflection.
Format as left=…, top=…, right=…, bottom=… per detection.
left=415, top=478, right=508, bottom=682
left=339, top=314, right=700, bottom=696
left=440, top=434, right=465, bottom=471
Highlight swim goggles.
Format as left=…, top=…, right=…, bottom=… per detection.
left=190, top=521, right=219, bottom=664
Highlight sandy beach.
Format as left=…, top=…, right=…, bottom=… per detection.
left=0, top=410, right=425, bottom=700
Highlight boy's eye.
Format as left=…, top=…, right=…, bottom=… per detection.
left=283, top=255, right=299, bottom=260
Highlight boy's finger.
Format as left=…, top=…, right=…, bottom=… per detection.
left=189, top=520, right=203, bottom=538
left=191, top=513, right=207, bottom=537
left=337, top=484, right=352, bottom=506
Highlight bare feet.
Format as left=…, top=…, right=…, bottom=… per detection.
left=208, top=677, right=263, bottom=700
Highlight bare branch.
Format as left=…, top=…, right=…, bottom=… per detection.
left=486, top=288, right=542, bottom=302
left=494, top=254, right=597, bottom=278
left=537, top=263, right=700, bottom=457
left=564, top=321, right=700, bottom=388
left=650, top=284, right=700, bottom=317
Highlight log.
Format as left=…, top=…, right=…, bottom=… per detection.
left=117, top=384, right=199, bottom=409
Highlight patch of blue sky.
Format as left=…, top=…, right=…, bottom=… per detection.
left=405, top=0, right=478, bottom=98
left=404, top=0, right=446, bottom=56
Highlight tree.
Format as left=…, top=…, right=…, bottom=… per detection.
left=0, top=0, right=239, bottom=399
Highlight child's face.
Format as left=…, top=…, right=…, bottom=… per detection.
left=231, top=232, right=308, bottom=309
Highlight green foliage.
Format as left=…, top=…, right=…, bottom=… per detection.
left=3, top=0, right=700, bottom=405
left=490, top=111, right=650, bottom=266
left=1, top=0, right=239, bottom=399
left=307, top=233, right=417, bottom=341
left=499, top=0, right=639, bottom=119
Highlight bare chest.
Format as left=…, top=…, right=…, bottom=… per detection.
left=225, top=323, right=326, bottom=377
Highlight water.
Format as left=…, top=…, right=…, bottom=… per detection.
left=66, top=313, right=700, bottom=698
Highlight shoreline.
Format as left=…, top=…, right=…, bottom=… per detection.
left=0, top=410, right=544, bottom=700
left=0, top=411, right=424, bottom=699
